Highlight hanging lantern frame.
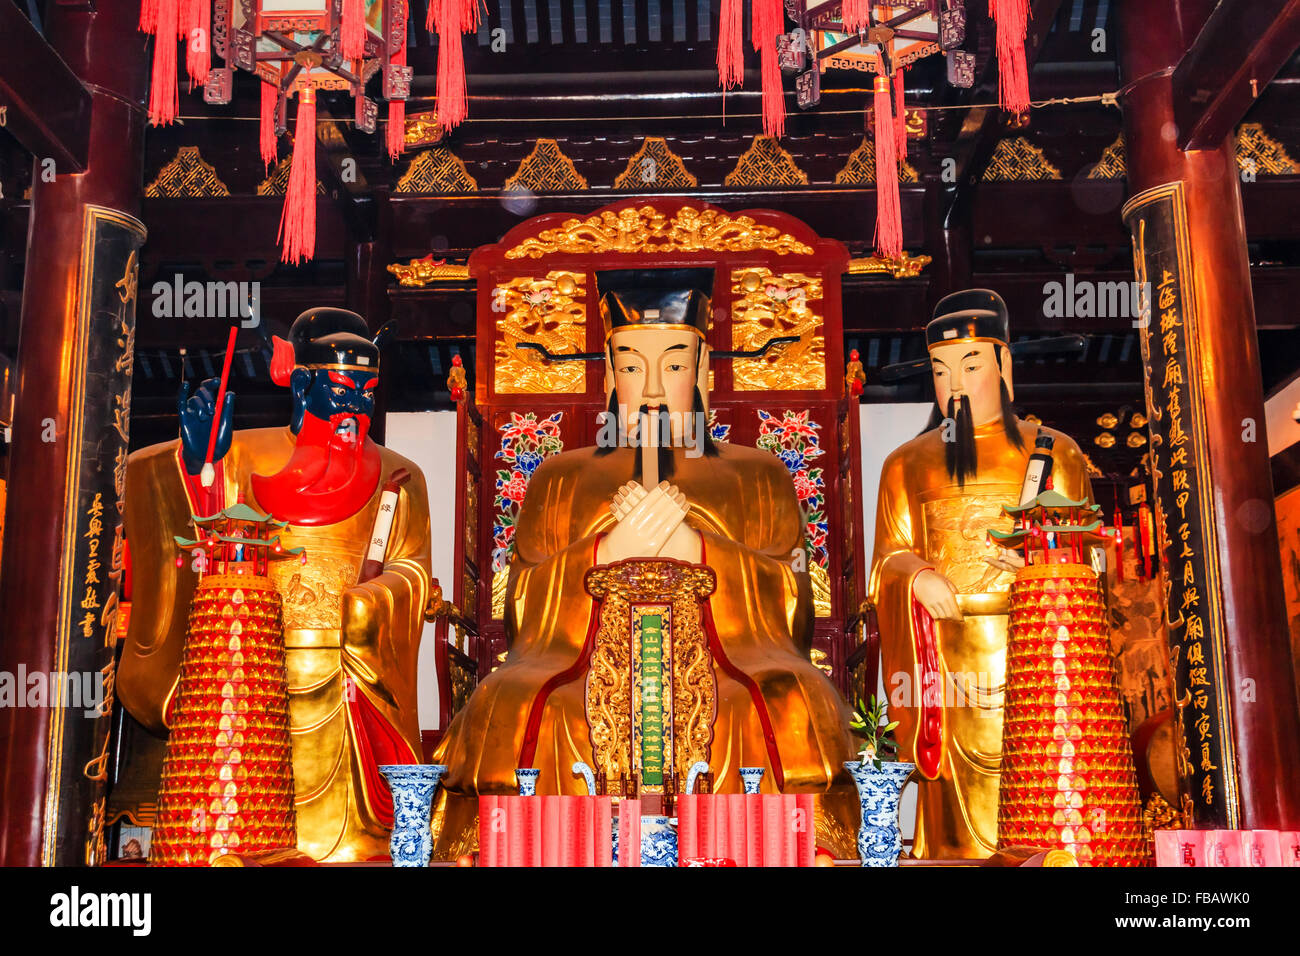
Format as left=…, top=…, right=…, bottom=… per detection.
left=203, top=0, right=411, bottom=136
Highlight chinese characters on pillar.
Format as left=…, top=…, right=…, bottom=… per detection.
left=1124, top=183, right=1238, bottom=828
left=48, top=208, right=145, bottom=864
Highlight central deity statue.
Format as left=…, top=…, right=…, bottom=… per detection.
left=432, top=269, right=858, bottom=856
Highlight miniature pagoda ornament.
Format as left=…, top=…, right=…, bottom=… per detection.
left=149, top=499, right=305, bottom=866
left=987, top=490, right=1148, bottom=866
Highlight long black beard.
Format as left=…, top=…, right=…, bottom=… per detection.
left=594, top=387, right=719, bottom=482
left=945, top=394, right=978, bottom=487
left=921, top=380, right=1026, bottom=487
left=632, top=403, right=676, bottom=483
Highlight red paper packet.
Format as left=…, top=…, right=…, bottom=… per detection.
left=1278, top=831, right=1300, bottom=866
left=1239, top=830, right=1282, bottom=867
left=1154, top=829, right=1203, bottom=867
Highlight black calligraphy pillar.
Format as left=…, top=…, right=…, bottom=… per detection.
left=0, top=4, right=148, bottom=865
left=1119, top=0, right=1300, bottom=828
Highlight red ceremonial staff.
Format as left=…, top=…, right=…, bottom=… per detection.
left=200, top=325, right=239, bottom=489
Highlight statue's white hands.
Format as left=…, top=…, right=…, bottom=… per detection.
left=913, top=569, right=963, bottom=622
left=610, top=481, right=648, bottom=522
left=598, top=480, right=700, bottom=564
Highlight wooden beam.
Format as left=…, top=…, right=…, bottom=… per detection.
left=1173, top=0, right=1300, bottom=150
left=0, top=0, right=91, bottom=171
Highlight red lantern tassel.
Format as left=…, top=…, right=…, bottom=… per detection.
left=717, top=0, right=744, bottom=90
left=186, top=0, right=210, bottom=88
left=139, top=0, right=160, bottom=34
left=148, top=0, right=180, bottom=127
left=893, top=68, right=907, bottom=161
left=842, top=0, right=871, bottom=33
left=872, top=75, right=903, bottom=259
left=277, top=89, right=317, bottom=265
left=387, top=36, right=408, bottom=160
left=341, top=0, right=367, bottom=60
left=260, top=79, right=279, bottom=169
left=751, top=0, right=785, bottom=138
left=177, top=0, right=198, bottom=40
left=432, top=0, right=469, bottom=131
left=990, top=0, right=1031, bottom=113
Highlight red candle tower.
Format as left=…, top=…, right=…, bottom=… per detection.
left=989, top=492, right=1148, bottom=866
left=149, top=501, right=305, bottom=866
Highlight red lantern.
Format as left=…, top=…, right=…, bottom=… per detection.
left=139, top=2, right=420, bottom=264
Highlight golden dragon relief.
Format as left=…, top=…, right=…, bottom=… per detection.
left=505, top=205, right=814, bottom=259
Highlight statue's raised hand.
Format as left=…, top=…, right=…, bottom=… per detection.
left=178, top=377, right=235, bottom=477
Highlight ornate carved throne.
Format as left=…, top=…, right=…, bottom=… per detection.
left=433, top=197, right=874, bottom=736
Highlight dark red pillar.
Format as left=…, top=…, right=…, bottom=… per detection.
left=1119, top=0, right=1300, bottom=828
left=0, top=3, right=148, bottom=865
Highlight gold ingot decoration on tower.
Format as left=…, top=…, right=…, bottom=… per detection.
left=149, top=572, right=297, bottom=865
left=997, top=563, right=1148, bottom=866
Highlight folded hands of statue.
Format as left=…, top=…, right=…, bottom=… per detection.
left=597, top=480, right=702, bottom=565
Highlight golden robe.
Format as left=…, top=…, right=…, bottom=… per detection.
left=869, top=418, right=1092, bottom=859
left=118, top=428, right=431, bottom=862
left=432, top=443, right=859, bottom=857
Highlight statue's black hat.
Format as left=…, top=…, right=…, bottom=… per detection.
left=595, top=268, right=714, bottom=342
left=288, top=307, right=380, bottom=369
left=926, top=289, right=1010, bottom=350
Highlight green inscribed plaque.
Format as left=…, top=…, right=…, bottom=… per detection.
left=640, top=614, right=665, bottom=786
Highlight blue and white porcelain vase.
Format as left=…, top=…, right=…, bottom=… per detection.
left=515, top=768, right=540, bottom=796
left=613, top=815, right=679, bottom=867
left=379, top=764, right=447, bottom=868
left=640, top=816, right=678, bottom=867
left=844, top=760, right=914, bottom=867
left=738, top=767, right=765, bottom=794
